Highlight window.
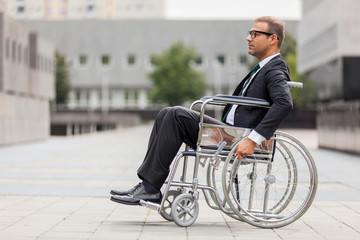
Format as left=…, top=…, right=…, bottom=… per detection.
left=123, top=54, right=141, bottom=69
left=239, top=55, right=247, bottom=64
left=37, top=55, right=40, bottom=70
left=101, top=55, right=110, bottom=66
left=48, top=59, right=53, bottom=73
left=45, top=58, right=49, bottom=73
left=18, top=44, right=22, bottom=63
left=6, top=38, right=10, bottom=59
left=134, top=90, right=138, bottom=100
left=98, top=89, right=103, bottom=101
left=24, top=47, right=28, bottom=65
left=75, top=90, right=81, bottom=101
left=86, top=90, right=90, bottom=101
left=127, top=54, right=136, bottom=66
left=87, top=5, right=94, bottom=13
left=40, top=56, right=43, bottom=71
left=194, top=55, right=203, bottom=65
left=125, top=90, right=129, bottom=101
left=17, top=6, right=25, bottom=14
left=150, top=56, right=156, bottom=66
left=216, top=54, right=225, bottom=65
left=45, top=57, right=48, bottom=72
left=12, top=41, right=16, bottom=62
left=79, top=55, right=88, bottom=65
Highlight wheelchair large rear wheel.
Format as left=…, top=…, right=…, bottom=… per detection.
left=222, top=132, right=317, bottom=228
left=205, top=155, right=243, bottom=221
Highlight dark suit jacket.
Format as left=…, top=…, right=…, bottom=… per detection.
left=221, top=55, right=293, bottom=139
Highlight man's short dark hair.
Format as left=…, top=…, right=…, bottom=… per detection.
left=255, top=16, right=285, bottom=48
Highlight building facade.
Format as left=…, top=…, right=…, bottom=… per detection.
left=4, top=0, right=164, bottom=20
left=22, top=19, right=297, bottom=111
left=0, top=11, right=55, bottom=145
left=298, top=0, right=360, bottom=154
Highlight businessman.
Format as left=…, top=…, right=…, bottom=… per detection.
left=110, top=16, right=293, bottom=205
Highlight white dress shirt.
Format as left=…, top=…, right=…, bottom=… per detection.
left=225, top=53, right=280, bottom=144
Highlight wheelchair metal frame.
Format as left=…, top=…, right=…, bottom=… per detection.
left=140, top=82, right=318, bottom=228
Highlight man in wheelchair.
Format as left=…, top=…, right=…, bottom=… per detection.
left=110, top=16, right=293, bottom=206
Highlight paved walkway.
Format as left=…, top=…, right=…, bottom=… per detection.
left=0, top=125, right=359, bottom=240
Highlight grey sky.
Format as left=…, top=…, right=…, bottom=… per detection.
left=165, top=0, right=302, bottom=20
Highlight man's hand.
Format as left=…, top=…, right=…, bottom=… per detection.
left=234, top=138, right=257, bottom=158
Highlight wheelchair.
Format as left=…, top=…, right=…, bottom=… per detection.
left=140, top=82, right=318, bottom=228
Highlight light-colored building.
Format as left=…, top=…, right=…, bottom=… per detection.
left=298, top=0, right=360, bottom=154
left=298, top=0, right=360, bottom=101
left=0, top=11, right=55, bottom=145
left=21, top=19, right=297, bottom=111
left=4, top=0, right=165, bottom=20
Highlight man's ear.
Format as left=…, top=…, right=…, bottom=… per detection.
left=270, top=34, right=279, bottom=46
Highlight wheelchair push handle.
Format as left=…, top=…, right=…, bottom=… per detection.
left=287, top=82, right=303, bottom=88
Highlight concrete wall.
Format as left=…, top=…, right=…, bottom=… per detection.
left=317, top=101, right=360, bottom=155
left=28, top=32, right=55, bottom=99
left=0, top=12, right=55, bottom=145
left=0, top=93, right=50, bottom=144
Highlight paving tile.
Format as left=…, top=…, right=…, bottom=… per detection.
left=89, top=232, right=140, bottom=240
left=300, top=202, right=360, bottom=240
left=274, top=219, right=323, bottom=239
left=0, top=234, right=35, bottom=240
left=38, top=231, right=93, bottom=239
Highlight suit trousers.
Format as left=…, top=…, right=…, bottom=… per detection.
left=137, top=106, right=224, bottom=189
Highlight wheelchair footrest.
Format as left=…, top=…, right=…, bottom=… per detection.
left=139, top=200, right=160, bottom=211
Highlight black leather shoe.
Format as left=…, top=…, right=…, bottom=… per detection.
left=110, top=184, right=162, bottom=205
left=110, top=182, right=142, bottom=196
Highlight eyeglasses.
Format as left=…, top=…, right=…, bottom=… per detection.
left=248, top=30, right=278, bottom=39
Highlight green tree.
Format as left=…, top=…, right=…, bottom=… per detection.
left=55, top=51, right=71, bottom=104
left=281, top=33, right=316, bottom=107
left=148, top=42, right=206, bottom=106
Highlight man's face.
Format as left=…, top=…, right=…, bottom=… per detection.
left=246, top=21, right=272, bottom=61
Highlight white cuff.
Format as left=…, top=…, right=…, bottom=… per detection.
left=248, top=130, right=266, bottom=145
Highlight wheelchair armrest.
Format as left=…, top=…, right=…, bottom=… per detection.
left=195, top=82, right=301, bottom=107
left=190, top=96, right=225, bottom=109
left=213, top=95, right=270, bottom=107
left=200, top=96, right=213, bottom=101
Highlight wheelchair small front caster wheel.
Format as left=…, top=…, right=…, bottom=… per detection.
left=160, top=190, right=182, bottom=221
left=171, top=193, right=199, bottom=227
